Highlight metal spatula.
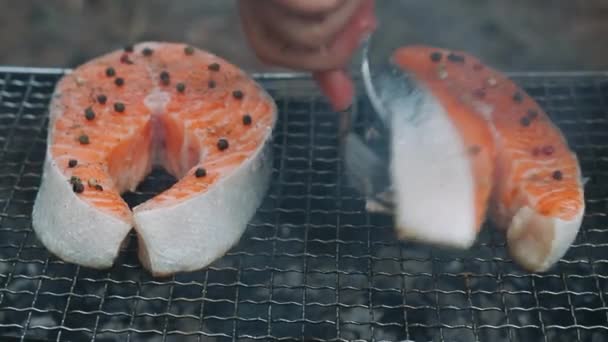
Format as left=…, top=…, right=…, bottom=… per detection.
left=342, top=30, right=417, bottom=213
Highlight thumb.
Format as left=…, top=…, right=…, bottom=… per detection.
left=313, top=69, right=355, bottom=112
left=312, top=0, right=376, bottom=112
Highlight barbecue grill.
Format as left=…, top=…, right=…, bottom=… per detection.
left=1, top=67, right=607, bottom=342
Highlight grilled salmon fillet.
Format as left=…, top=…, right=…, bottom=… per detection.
left=32, top=42, right=277, bottom=276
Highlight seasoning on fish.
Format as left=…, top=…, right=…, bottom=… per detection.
left=542, top=145, right=555, bottom=156
left=78, top=134, right=90, bottom=145
left=552, top=170, right=563, bottom=180
left=114, top=102, right=125, bottom=113
left=115, top=78, right=124, bottom=86
left=68, top=159, right=78, bottom=168
left=447, top=52, right=465, bottom=63
left=208, top=63, right=220, bottom=71
left=232, top=90, right=244, bottom=100
left=513, top=92, right=523, bottom=103
left=430, top=52, right=442, bottom=62
left=106, top=67, right=116, bottom=77
left=84, top=107, right=95, bottom=121
left=160, top=71, right=170, bottom=85
left=184, top=46, right=195, bottom=55
left=31, top=42, right=278, bottom=277
left=208, top=80, right=216, bottom=89
left=242, top=114, right=252, bottom=125
left=97, top=94, right=107, bottom=104
left=120, top=53, right=133, bottom=64
left=217, top=138, right=229, bottom=150
left=389, top=45, right=585, bottom=273
left=437, top=69, right=448, bottom=80
left=195, top=167, right=207, bottom=178
left=176, top=83, right=186, bottom=93
left=73, top=182, right=85, bottom=193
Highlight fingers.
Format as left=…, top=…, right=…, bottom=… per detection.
left=313, top=69, right=354, bottom=112
left=238, top=0, right=376, bottom=111
left=310, top=0, right=376, bottom=110
left=238, top=0, right=376, bottom=71
left=260, top=0, right=365, bottom=49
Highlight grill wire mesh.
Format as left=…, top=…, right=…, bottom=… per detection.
left=0, top=68, right=607, bottom=342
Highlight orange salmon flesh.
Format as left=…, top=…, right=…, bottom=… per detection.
left=389, top=45, right=585, bottom=272
left=49, top=43, right=275, bottom=221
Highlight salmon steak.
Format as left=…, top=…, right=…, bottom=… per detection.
left=32, top=42, right=277, bottom=276
left=349, top=44, right=585, bottom=272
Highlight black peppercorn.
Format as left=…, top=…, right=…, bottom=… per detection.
left=73, top=182, right=84, bottom=193
left=512, top=92, right=523, bottom=103
left=160, top=71, right=170, bottom=85
left=195, top=167, right=207, bottom=178
left=120, top=53, right=133, bottom=64
left=217, top=138, right=229, bottom=151
left=430, top=52, right=442, bottom=62
left=84, top=107, right=95, bottom=121
left=105, top=67, right=116, bottom=77
left=447, top=53, right=465, bottom=63
left=552, top=170, right=563, bottom=180
left=232, top=90, right=244, bottom=100
left=78, top=134, right=90, bottom=145
left=242, top=114, right=252, bottom=125
left=114, top=102, right=125, bottom=113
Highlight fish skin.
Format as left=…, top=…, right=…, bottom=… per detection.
left=32, top=42, right=277, bottom=275
left=389, top=45, right=585, bottom=272
left=32, top=157, right=132, bottom=268
left=387, top=84, right=495, bottom=249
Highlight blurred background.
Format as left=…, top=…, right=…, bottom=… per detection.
left=1, top=0, right=607, bottom=72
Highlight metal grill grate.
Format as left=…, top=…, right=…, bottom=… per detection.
left=0, top=68, right=608, bottom=342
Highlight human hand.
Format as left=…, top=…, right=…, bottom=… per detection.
left=238, top=0, right=377, bottom=111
